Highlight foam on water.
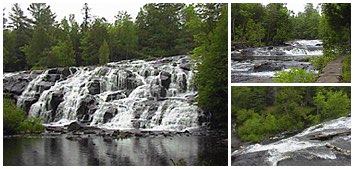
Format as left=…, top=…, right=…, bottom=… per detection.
left=15, top=56, right=204, bottom=132
left=232, top=116, right=351, bottom=165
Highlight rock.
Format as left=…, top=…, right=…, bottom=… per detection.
left=179, top=63, right=191, bottom=71
left=67, top=121, right=84, bottom=132
left=150, top=84, right=167, bottom=99
left=23, top=98, right=38, bottom=114
left=253, top=62, right=283, bottom=72
left=160, top=71, right=171, bottom=89
left=56, top=68, right=71, bottom=78
left=267, top=46, right=274, bottom=50
left=49, top=91, right=64, bottom=121
left=106, top=91, right=126, bottom=102
left=88, top=79, right=100, bottom=95
left=77, top=96, right=97, bottom=122
left=45, top=74, right=61, bottom=82
left=103, top=108, right=118, bottom=123
left=37, top=81, right=54, bottom=93
left=3, top=72, right=36, bottom=100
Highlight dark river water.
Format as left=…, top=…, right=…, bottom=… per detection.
left=3, top=135, right=227, bottom=166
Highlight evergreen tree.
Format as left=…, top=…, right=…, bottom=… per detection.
left=193, top=4, right=228, bottom=130
left=99, top=39, right=110, bottom=65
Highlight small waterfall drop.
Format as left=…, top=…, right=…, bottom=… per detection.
left=14, top=55, right=206, bottom=131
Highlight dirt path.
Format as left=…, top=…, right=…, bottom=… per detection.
left=316, top=56, right=345, bottom=83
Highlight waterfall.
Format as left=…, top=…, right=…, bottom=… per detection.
left=14, top=55, right=206, bottom=131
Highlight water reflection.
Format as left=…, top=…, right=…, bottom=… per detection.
left=3, top=135, right=227, bottom=166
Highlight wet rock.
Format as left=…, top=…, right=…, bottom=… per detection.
left=150, top=84, right=167, bottom=99
left=160, top=71, right=171, bottom=89
left=45, top=74, right=61, bottom=82
left=232, top=151, right=269, bottom=166
left=88, top=79, right=100, bottom=95
left=253, top=62, right=283, bottom=72
left=37, top=81, right=54, bottom=93
left=77, top=96, right=97, bottom=122
left=106, top=91, right=126, bottom=102
left=23, top=98, right=38, bottom=113
left=3, top=73, right=35, bottom=99
left=67, top=121, right=84, bottom=132
left=179, top=63, right=191, bottom=71
left=103, top=108, right=118, bottom=123
left=49, top=91, right=64, bottom=121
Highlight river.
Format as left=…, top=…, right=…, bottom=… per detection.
left=4, top=135, right=227, bottom=166
left=231, top=40, right=323, bottom=83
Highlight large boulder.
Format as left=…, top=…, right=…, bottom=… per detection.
left=160, top=71, right=171, bottom=89
left=49, top=91, right=64, bottom=121
left=253, top=62, right=283, bottom=72
left=3, top=72, right=36, bottom=100
left=23, top=98, right=38, bottom=114
left=77, top=95, right=98, bottom=122
left=88, top=79, right=100, bottom=95
left=150, top=84, right=167, bottom=99
left=179, top=63, right=191, bottom=71
left=103, top=108, right=118, bottom=123
left=106, top=91, right=126, bottom=102
left=67, top=121, right=84, bottom=132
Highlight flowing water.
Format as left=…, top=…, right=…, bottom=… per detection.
left=232, top=116, right=351, bottom=166
left=3, top=55, right=228, bottom=166
left=231, top=40, right=323, bottom=83
left=12, top=55, right=208, bottom=131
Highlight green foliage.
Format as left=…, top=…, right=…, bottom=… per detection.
left=232, top=86, right=351, bottom=142
left=3, top=98, right=45, bottom=135
left=4, top=3, right=216, bottom=71
left=19, top=117, right=45, bottom=133
left=274, top=68, right=317, bottom=83
left=293, top=4, right=321, bottom=39
left=342, top=55, right=351, bottom=83
left=193, top=4, right=228, bottom=129
left=81, top=18, right=108, bottom=65
left=3, top=98, right=26, bottom=135
left=50, top=35, right=76, bottom=67
left=99, top=39, right=110, bottom=65
left=313, top=90, right=350, bottom=120
left=310, top=54, right=335, bottom=71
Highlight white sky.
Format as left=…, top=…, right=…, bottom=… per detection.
left=2, top=0, right=149, bottom=24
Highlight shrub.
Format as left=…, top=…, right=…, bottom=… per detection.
left=3, top=98, right=26, bottom=135
left=3, top=98, right=45, bottom=135
left=274, top=68, right=316, bottom=83
left=342, top=55, right=350, bottom=83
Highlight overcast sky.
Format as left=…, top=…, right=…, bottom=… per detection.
left=2, top=1, right=320, bottom=24
left=3, top=0, right=148, bottom=24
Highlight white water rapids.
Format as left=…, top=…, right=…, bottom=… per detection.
left=232, top=116, right=351, bottom=165
left=12, top=56, right=207, bottom=131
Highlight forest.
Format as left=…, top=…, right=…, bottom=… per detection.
left=3, top=3, right=228, bottom=132
left=231, top=86, right=351, bottom=142
left=232, top=3, right=351, bottom=82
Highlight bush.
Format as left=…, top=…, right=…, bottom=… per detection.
left=3, top=98, right=26, bottom=135
left=310, top=55, right=334, bottom=71
left=3, top=98, right=45, bottom=135
left=19, top=117, right=45, bottom=133
left=274, top=68, right=316, bottom=83
left=342, top=55, right=350, bottom=83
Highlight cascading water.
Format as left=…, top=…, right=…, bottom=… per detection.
left=231, top=39, right=323, bottom=83
left=13, top=55, right=207, bottom=131
left=232, top=116, right=351, bottom=166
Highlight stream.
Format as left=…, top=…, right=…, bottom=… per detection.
left=231, top=40, right=323, bottom=83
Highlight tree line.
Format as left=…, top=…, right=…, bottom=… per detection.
left=231, top=3, right=350, bottom=49
left=3, top=3, right=220, bottom=72
left=3, top=3, right=228, bottom=131
left=232, top=86, right=351, bottom=142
